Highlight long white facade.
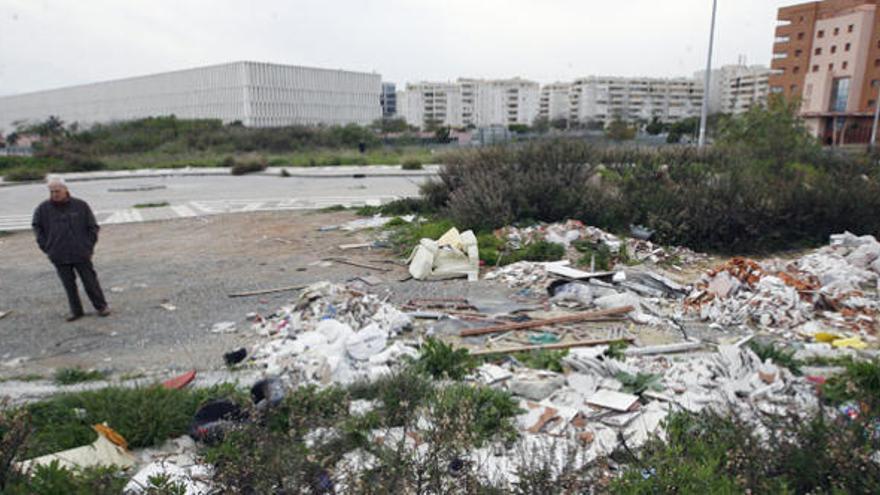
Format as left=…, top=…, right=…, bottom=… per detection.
left=538, top=83, right=572, bottom=121
left=400, top=77, right=539, bottom=129
left=570, top=76, right=704, bottom=124
left=0, top=61, right=381, bottom=133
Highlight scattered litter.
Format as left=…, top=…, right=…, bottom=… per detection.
left=110, top=286, right=125, bottom=293
left=0, top=310, right=10, bottom=320
left=407, top=227, right=480, bottom=281
left=125, top=461, right=212, bottom=495
left=223, top=348, right=247, bottom=366
left=17, top=424, right=136, bottom=472
left=250, top=377, right=285, bottom=408
left=460, top=307, right=631, bottom=337
left=325, top=257, right=391, bottom=272
left=353, top=275, right=383, bottom=286
left=339, top=242, right=373, bottom=250
left=160, top=302, right=177, bottom=311
left=162, top=370, right=196, bottom=390
left=210, top=321, right=237, bottom=334
left=228, top=284, right=306, bottom=298
left=189, top=400, right=244, bottom=444
left=587, top=389, right=641, bottom=412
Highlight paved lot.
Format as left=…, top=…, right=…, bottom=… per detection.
left=0, top=173, right=428, bottom=231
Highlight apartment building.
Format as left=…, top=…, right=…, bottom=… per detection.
left=538, top=83, right=572, bottom=122
left=399, top=78, right=539, bottom=129
left=0, top=61, right=381, bottom=132
left=380, top=82, right=397, bottom=117
left=569, top=77, right=703, bottom=125
left=771, top=0, right=880, bottom=144
left=397, top=82, right=464, bottom=128
left=696, top=64, right=771, bottom=114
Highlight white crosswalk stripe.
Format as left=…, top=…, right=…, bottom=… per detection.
left=0, top=196, right=401, bottom=231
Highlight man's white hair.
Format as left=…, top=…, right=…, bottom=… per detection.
left=46, top=176, right=67, bottom=188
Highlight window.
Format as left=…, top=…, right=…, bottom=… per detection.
left=793, top=66, right=801, bottom=74
left=815, top=47, right=822, bottom=55
left=845, top=43, right=851, bottom=51
left=795, top=49, right=803, bottom=57
left=875, top=59, right=880, bottom=67
left=848, top=24, right=854, bottom=33
left=798, top=32, right=805, bottom=40
left=829, top=63, right=834, bottom=70
left=813, top=65, right=820, bottom=72
left=800, top=16, right=804, bottom=22
left=842, top=61, right=848, bottom=69
left=833, top=27, right=839, bottom=35
left=831, top=45, right=837, bottom=54
left=829, top=77, right=850, bottom=112
left=870, top=100, right=876, bottom=108
left=790, top=84, right=799, bottom=93
left=818, top=30, right=824, bottom=38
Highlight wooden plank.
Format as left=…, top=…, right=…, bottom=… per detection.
left=459, top=306, right=633, bottom=337
left=324, top=258, right=392, bottom=272
left=471, top=337, right=636, bottom=356
left=228, top=284, right=306, bottom=298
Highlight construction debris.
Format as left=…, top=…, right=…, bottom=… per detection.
left=408, top=227, right=480, bottom=281
left=459, top=307, right=632, bottom=337
left=16, top=424, right=136, bottom=472
left=686, top=232, right=880, bottom=340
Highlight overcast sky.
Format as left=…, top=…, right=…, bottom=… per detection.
left=0, top=0, right=793, bottom=96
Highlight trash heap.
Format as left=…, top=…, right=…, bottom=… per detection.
left=250, top=282, right=418, bottom=385
left=468, top=342, right=818, bottom=485
left=686, top=232, right=880, bottom=341
left=495, top=219, right=706, bottom=268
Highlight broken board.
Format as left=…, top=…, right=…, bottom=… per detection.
left=162, top=370, right=196, bottom=390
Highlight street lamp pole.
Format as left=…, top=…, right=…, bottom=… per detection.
left=871, top=81, right=880, bottom=149
left=699, top=0, right=718, bottom=148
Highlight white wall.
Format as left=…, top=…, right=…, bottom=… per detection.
left=0, top=61, right=381, bottom=133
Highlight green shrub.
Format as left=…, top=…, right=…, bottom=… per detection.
left=3, top=167, right=47, bottom=182
left=822, top=358, right=880, bottom=411
left=401, top=159, right=423, bottom=170
left=229, top=153, right=268, bottom=175
left=429, top=384, right=520, bottom=446
left=53, top=367, right=106, bottom=385
left=503, top=240, right=565, bottom=265
left=413, top=338, right=476, bottom=380
left=3, top=462, right=127, bottom=495
left=508, top=349, right=569, bottom=372
left=747, top=340, right=802, bottom=375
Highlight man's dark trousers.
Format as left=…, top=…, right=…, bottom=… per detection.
left=54, top=260, right=107, bottom=316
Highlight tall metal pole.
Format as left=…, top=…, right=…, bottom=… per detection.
left=871, top=81, right=880, bottom=149
left=698, top=0, right=718, bottom=148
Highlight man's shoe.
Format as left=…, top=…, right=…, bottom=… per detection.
left=97, top=307, right=111, bottom=317
left=66, top=313, right=83, bottom=322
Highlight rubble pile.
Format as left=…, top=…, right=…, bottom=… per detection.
left=465, top=342, right=819, bottom=485
left=687, top=232, right=880, bottom=340
left=250, top=282, right=418, bottom=384
left=483, top=261, right=556, bottom=291
left=495, top=220, right=705, bottom=268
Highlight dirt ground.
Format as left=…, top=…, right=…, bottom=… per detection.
left=0, top=210, right=538, bottom=381
left=0, top=211, right=402, bottom=378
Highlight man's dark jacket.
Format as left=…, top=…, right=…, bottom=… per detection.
left=32, top=197, right=99, bottom=265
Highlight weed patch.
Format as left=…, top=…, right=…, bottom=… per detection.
left=53, top=367, right=106, bottom=385
left=413, top=338, right=476, bottom=380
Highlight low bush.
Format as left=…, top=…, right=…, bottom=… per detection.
left=611, top=409, right=880, bottom=493
left=413, top=338, right=476, bottom=380
left=53, top=367, right=106, bottom=385
left=401, top=158, right=423, bottom=170
left=2, top=167, right=47, bottom=182
left=228, top=153, right=268, bottom=175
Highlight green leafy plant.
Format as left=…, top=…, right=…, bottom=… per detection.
left=413, top=337, right=476, bottom=380
left=747, top=340, right=802, bottom=375
left=53, top=367, right=107, bottom=385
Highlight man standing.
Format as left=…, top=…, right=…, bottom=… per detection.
left=32, top=177, right=110, bottom=321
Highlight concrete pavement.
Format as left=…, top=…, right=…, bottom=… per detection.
left=0, top=167, right=433, bottom=231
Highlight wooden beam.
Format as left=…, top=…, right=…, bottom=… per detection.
left=228, top=285, right=306, bottom=298
left=459, top=306, right=633, bottom=337
left=471, top=337, right=636, bottom=356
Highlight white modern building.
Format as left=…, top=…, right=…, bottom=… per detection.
left=696, top=64, right=771, bottom=115
left=397, top=82, right=465, bottom=129
left=569, top=76, right=704, bottom=125
left=538, top=82, right=572, bottom=122
left=0, top=61, right=382, bottom=133
left=399, top=77, right=539, bottom=129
